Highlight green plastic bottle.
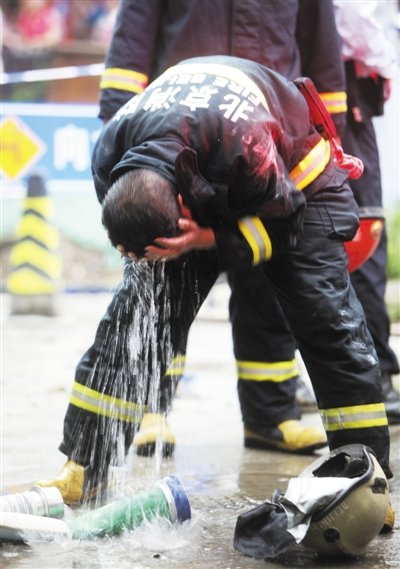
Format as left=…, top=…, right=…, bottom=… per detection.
left=68, top=475, right=191, bottom=540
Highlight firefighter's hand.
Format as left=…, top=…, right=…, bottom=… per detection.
left=145, top=218, right=216, bottom=261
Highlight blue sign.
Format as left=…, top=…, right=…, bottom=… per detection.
left=1, top=102, right=102, bottom=183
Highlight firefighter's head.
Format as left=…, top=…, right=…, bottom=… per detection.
left=102, top=169, right=180, bottom=259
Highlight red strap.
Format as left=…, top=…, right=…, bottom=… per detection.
left=294, top=77, right=364, bottom=179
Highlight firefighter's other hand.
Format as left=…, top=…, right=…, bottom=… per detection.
left=145, top=218, right=216, bottom=261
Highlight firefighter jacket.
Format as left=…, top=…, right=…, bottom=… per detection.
left=93, top=56, right=349, bottom=272
left=99, top=0, right=346, bottom=134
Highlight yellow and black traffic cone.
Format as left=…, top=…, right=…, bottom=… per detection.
left=7, top=173, right=63, bottom=316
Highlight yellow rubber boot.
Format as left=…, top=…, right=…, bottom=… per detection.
left=133, top=413, right=176, bottom=457
left=244, top=419, right=327, bottom=454
left=35, top=460, right=85, bottom=505
left=381, top=503, right=395, bottom=533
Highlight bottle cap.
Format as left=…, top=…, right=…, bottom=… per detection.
left=158, top=476, right=191, bottom=523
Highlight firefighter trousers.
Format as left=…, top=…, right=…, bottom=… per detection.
left=59, top=184, right=391, bottom=478
left=228, top=265, right=300, bottom=430
left=344, top=113, right=399, bottom=377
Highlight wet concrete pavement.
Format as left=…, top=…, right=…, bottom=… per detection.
left=1, top=288, right=399, bottom=569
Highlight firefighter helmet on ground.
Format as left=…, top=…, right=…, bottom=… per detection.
left=300, top=444, right=389, bottom=558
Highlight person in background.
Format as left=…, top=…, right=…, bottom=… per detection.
left=89, top=0, right=119, bottom=43
left=10, top=0, right=64, bottom=50
left=1, top=0, right=64, bottom=99
left=334, top=0, right=400, bottom=424
left=90, top=0, right=348, bottom=458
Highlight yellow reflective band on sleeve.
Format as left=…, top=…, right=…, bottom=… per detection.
left=289, top=138, right=331, bottom=191
left=319, top=91, right=347, bottom=114
left=70, top=381, right=146, bottom=423
left=100, top=67, right=149, bottom=94
left=320, top=403, right=388, bottom=431
left=238, top=216, right=272, bottom=265
left=237, top=359, right=299, bottom=382
left=164, top=355, right=186, bottom=377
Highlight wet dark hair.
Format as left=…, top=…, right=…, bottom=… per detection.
left=102, top=169, right=180, bottom=258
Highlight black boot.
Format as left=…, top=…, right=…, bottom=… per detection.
left=382, top=373, right=400, bottom=425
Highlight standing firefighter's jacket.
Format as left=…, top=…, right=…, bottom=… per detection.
left=99, top=0, right=347, bottom=134
left=93, top=56, right=351, bottom=272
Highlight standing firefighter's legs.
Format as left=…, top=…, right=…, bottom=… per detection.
left=228, top=265, right=327, bottom=453
left=345, top=113, right=400, bottom=424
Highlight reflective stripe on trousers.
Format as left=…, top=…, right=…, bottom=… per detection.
left=70, top=380, right=145, bottom=423
left=236, top=358, right=298, bottom=382
left=321, top=403, right=388, bottom=431
left=70, top=354, right=186, bottom=421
